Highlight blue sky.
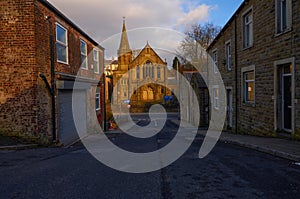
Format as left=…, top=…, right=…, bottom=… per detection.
left=181, top=0, right=244, bottom=27
left=202, top=0, right=244, bottom=26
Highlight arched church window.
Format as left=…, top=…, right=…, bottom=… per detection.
left=152, top=65, right=154, bottom=78
left=157, top=66, right=161, bottom=78
left=145, top=60, right=152, bottom=78
left=136, top=66, right=140, bottom=79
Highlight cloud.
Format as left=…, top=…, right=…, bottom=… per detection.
left=47, top=0, right=212, bottom=42
left=100, top=27, right=185, bottom=65
left=176, top=4, right=211, bottom=28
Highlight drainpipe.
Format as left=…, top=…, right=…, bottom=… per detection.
left=40, top=16, right=56, bottom=142
left=103, top=73, right=107, bottom=131
left=50, top=32, right=56, bottom=142
left=234, top=15, right=238, bottom=134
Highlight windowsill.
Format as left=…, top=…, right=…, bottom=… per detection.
left=242, top=45, right=253, bottom=51
left=81, top=67, right=88, bottom=70
left=274, top=28, right=292, bottom=38
left=57, top=60, right=69, bottom=65
left=96, top=108, right=101, bottom=111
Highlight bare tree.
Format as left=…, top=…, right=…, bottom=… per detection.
left=177, top=22, right=221, bottom=67
left=186, top=23, right=221, bottom=49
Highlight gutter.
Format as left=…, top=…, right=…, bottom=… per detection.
left=234, top=15, right=238, bottom=134
left=103, top=73, right=107, bottom=131
left=40, top=17, right=56, bottom=142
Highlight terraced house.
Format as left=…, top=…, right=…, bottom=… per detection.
left=207, top=0, right=300, bottom=139
left=0, top=0, right=105, bottom=145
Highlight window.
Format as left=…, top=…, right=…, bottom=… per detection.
left=80, top=40, right=87, bottom=69
left=157, top=66, right=161, bottom=78
left=95, top=87, right=100, bottom=110
left=56, top=23, right=68, bottom=63
left=225, top=42, right=231, bottom=71
left=93, top=49, right=99, bottom=73
left=243, top=9, right=253, bottom=48
left=136, top=66, right=140, bottom=79
left=242, top=66, right=255, bottom=103
left=213, top=87, right=219, bottom=109
left=121, top=79, right=128, bottom=85
left=152, top=66, right=154, bottom=78
left=276, top=0, right=292, bottom=33
left=212, top=50, right=218, bottom=73
left=144, top=60, right=153, bottom=78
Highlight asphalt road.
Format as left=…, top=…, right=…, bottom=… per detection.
left=0, top=113, right=300, bottom=199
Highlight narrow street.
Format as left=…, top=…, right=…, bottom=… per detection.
left=1, top=114, right=300, bottom=198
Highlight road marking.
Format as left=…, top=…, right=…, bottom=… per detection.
left=294, top=162, right=300, bottom=166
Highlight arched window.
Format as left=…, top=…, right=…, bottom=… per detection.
left=157, top=66, right=161, bottom=78
left=136, top=66, right=140, bottom=79
left=145, top=60, right=152, bottom=78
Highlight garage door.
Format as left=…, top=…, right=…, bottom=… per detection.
left=58, top=90, right=87, bottom=145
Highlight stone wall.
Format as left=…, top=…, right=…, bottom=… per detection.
left=208, top=0, right=300, bottom=138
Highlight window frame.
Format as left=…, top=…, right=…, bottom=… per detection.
left=241, top=65, right=256, bottom=104
left=95, top=87, right=101, bottom=111
left=93, top=48, right=100, bottom=74
left=157, top=66, right=161, bottom=79
left=275, top=0, right=292, bottom=35
left=213, top=86, right=219, bottom=110
left=225, top=41, right=232, bottom=71
left=242, top=7, right=253, bottom=49
left=80, top=39, right=88, bottom=70
left=212, top=49, right=218, bottom=74
left=55, top=23, right=68, bottom=64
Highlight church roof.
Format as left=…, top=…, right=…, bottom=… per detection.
left=118, top=17, right=131, bottom=56
left=131, top=42, right=167, bottom=65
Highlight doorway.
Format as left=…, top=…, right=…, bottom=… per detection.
left=274, top=58, right=294, bottom=134
left=282, top=65, right=292, bottom=131
left=227, top=89, right=233, bottom=129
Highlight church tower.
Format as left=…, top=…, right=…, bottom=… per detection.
left=117, top=17, right=132, bottom=71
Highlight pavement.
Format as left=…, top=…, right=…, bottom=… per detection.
left=171, top=119, right=300, bottom=162
left=196, top=129, right=300, bottom=162
left=0, top=135, right=38, bottom=150
left=1, top=120, right=300, bottom=163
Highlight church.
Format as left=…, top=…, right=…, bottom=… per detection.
left=110, top=19, right=175, bottom=111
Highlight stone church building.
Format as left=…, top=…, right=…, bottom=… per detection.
left=112, top=19, right=173, bottom=110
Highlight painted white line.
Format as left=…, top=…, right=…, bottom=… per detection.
left=294, top=162, right=300, bottom=166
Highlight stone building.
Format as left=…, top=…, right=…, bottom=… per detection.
left=0, top=0, right=105, bottom=145
left=207, top=0, right=300, bottom=139
left=104, top=59, right=118, bottom=103
left=180, top=71, right=209, bottom=127
left=112, top=19, right=173, bottom=112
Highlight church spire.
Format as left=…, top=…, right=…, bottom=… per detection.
left=118, top=17, right=131, bottom=56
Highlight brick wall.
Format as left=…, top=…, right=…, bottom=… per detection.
left=0, top=0, right=105, bottom=144
left=0, top=0, right=39, bottom=141
left=35, top=0, right=105, bottom=141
